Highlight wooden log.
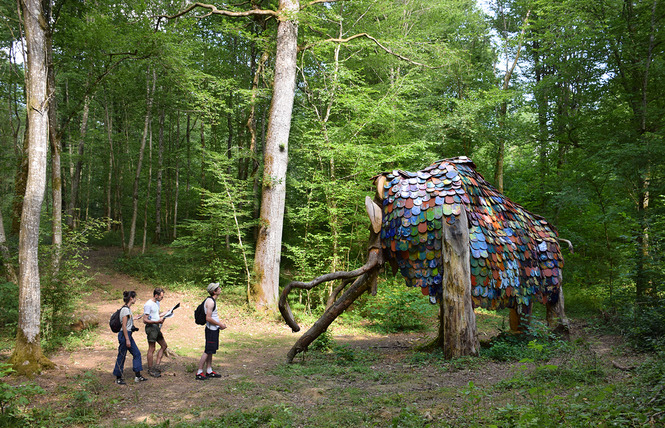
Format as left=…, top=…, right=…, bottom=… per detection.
left=439, top=208, right=479, bottom=358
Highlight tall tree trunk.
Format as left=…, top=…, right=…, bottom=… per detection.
left=10, top=0, right=54, bottom=375
left=67, top=94, right=91, bottom=229
left=127, top=67, right=156, bottom=254
left=251, top=0, right=299, bottom=312
left=104, top=93, right=114, bottom=231
left=247, top=50, right=269, bottom=240
left=46, top=25, right=62, bottom=275
left=154, top=108, right=165, bottom=244
left=173, top=119, right=180, bottom=240
left=142, top=122, right=153, bottom=254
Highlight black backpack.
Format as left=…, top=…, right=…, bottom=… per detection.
left=194, top=297, right=216, bottom=325
left=109, top=305, right=128, bottom=333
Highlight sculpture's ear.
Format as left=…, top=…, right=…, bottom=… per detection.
left=365, top=196, right=382, bottom=234
left=376, top=175, right=386, bottom=200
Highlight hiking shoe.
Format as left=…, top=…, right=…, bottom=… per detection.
left=195, top=373, right=208, bottom=381
left=134, top=375, right=148, bottom=382
left=148, top=369, right=161, bottom=378
left=115, top=378, right=126, bottom=385
left=206, top=371, right=222, bottom=378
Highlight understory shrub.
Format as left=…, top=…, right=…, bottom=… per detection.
left=617, top=298, right=665, bottom=351
left=0, top=281, right=18, bottom=336
left=361, top=278, right=437, bottom=333
left=0, top=363, right=45, bottom=425
left=39, top=218, right=106, bottom=350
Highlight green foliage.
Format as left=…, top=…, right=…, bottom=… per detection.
left=309, top=329, right=334, bottom=352
left=482, top=321, right=570, bottom=362
left=171, top=152, right=254, bottom=287
left=0, top=363, right=45, bottom=425
left=361, top=278, right=437, bottom=333
left=39, top=218, right=107, bottom=350
left=115, top=247, right=201, bottom=287
left=390, top=406, right=429, bottom=428
left=0, top=282, right=18, bottom=337
left=615, top=299, right=665, bottom=352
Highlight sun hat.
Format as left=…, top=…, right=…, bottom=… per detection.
left=207, top=282, right=220, bottom=294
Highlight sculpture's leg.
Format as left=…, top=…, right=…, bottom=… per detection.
left=509, top=303, right=532, bottom=333
left=546, top=285, right=570, bottom=334
left=286, top=267, right=377, bottom=363
left=440, top=208, right=479, bottom=358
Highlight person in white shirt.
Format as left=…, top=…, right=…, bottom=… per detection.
left=196, top=283, right=227, bottom=380
left=143, top=288, right=168, bottom=377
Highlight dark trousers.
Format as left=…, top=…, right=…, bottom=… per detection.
left=113, top=330, right=142, bottom=377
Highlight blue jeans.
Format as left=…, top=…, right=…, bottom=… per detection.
left=113, top=330, right=142, bottom=378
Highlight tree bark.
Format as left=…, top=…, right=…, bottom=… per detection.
left=10, top=0, right=54, bottom=375
left=46, top=22, right=62, bottom=275
left=127, top=67, right=156, bottom=254
left=251, top=0, right=299, bottom=312
left=438, top=208, right=479, bottom=358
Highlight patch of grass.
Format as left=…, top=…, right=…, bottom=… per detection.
left=201, top=404, right=295, bottom=428
left=406, top=350, right=488, bottom=373
left=308, top=407, right=373, bottom=427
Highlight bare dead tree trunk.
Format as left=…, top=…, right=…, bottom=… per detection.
left=127, top=67, right=156, bottom=254
left=439, top=208, right=479, bottom=358
left=11, top=0, right=54, bottom=374
left=251, top=0, right=299, bottom=311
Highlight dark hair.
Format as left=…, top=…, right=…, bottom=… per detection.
left=153, top=288, right=165, bottom=297
left=123, top=290, right=137, bottom=304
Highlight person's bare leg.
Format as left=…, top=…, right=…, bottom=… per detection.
left=155, top=338, right=167, bottom=367
left=197, top=352, right=209, bottom=373
left=147, top=342, right=156, bottom=369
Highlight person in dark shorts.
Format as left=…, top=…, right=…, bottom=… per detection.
left=143, top=288, right=168, bottom=377
left=113, top=290, right=147, bottom=384
left=196, top=283, right=227, bottom=380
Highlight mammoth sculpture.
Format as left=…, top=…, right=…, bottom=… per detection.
left=280, top=156, right=569, bottom=363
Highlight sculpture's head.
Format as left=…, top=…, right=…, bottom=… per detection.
left=371, top=156, right=563, bottom=311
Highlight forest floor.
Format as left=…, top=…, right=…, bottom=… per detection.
left=1, top=247, right=648, bottom=427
